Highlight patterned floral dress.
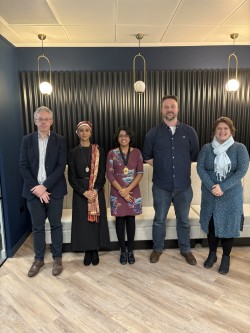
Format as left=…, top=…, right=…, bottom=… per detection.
left=106, top=148, right=144, bottom=216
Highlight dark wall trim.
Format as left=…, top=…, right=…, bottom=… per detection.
left=17, top=45, right=250, bottom=71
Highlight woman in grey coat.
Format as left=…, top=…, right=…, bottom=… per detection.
left=197, top=117, right=249, bottom=274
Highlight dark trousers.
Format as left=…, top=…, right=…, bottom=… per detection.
left=27, top=197, right=64, bottom=260
left=115, top=216, right=135, bottom=252
left=208, top=217, right=234, bottom=256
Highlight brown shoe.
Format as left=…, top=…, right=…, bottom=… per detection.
left=181, top=252, right=197, bottom=265
left=150, top=250, right=162, bottom=263
left=52, top=258, right=63, bottom=276
left=28, top=259, right=44, bottom=277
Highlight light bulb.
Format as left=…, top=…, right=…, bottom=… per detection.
left=134, top=80, right=146, bottom=94
left=39, top=81, right=52, bottom=95
left=225, top=79, right=239, bottom=92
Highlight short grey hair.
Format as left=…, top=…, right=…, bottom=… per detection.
left=34, top=106, right=53, bottom=119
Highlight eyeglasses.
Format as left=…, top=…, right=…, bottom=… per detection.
left=118, top=134, right=130, bottom=138
left=35, top=117, right=52, bottom=122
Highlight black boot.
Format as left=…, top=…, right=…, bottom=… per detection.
left=218, top=255, right=230, bottom=274
left=92, top=250, right=99, bottom=266
left=128, top=251, right=135, bottom=264
left=204, top=251, right=217, bottom=269
left=120, top=252, right=127, bottom=265
left=83, top=251, right=92, bottom=266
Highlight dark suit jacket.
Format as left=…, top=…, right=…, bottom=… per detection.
left=19, top=131, right=67, bottom=200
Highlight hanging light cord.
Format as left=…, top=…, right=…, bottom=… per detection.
left=41, top=38, right=44, bottom=56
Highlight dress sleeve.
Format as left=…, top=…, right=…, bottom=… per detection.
left=220, top=144, right=249, bottom=193
left=136, top=149, right=144, bottom=174
left=197, top=144, right=214, bottom=191
left=68, top=149, right=88, bottom=195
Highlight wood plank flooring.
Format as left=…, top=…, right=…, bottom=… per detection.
left=0, top=236, right=250, bottom=333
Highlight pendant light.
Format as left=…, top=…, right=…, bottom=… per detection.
left=226, top=33, right=240, bottom=93
left=133, top=33, right=146, bottom=94
left=37, top=34, right=52, bottom=95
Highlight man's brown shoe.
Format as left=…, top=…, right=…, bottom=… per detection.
left=52, top=258, right=63, bottom=276
left=150, top=250, right=162, bottom=263
left=28, top=259, right=44, bottom=277
left=181, top=252, right=197, bottom=265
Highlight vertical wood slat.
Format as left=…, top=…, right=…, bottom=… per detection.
left=19, top=69, right=250, bottom=153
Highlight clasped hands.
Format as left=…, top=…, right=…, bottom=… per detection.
left=31, top=185, right=50, bottom=203
left=83, top=189, right=97, bottom=203
left=119, top=187, right=133, bottom=202
left=211, top=184, right=224, bottom=197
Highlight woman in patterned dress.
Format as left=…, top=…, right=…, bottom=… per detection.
left=106, top=126, right=143, bottom=264
left=197, top=117, right=249, bottom=274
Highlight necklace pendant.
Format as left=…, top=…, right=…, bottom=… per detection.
left=123, top=167, right=129, bottom=175
left=85, top=166, right=90, bottom=173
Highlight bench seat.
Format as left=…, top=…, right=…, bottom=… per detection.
left=45, top=163, right=250, bottom=245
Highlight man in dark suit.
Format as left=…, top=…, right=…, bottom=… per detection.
left=19, top=106, right=67, bottom=277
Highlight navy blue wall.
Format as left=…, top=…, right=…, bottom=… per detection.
left=17, top=45, right=250, bottom=71
left=0, top=36, right=31, bottom=257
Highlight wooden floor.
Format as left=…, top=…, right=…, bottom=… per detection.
left=0, top=237, right=250, bottom=333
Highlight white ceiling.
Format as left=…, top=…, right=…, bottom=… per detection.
left=0, top=0, right=249, bottom=47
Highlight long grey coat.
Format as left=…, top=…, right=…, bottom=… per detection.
left=197, top=142, right=249, bottom=238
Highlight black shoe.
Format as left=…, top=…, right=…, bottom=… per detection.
left=92, top=250, right=99, bottom=266
left=120, top=252, right=127, bottom=265
left=128, top=251, right=135, bottom=264
left=204, top=251, right=217, bottom=269
left=83, top=251, right=92, bottom=266
left=218, top=255, right=230, bottom=275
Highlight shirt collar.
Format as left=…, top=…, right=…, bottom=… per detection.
left=38, top=131, right=50, bottom=139
left=162, top=121, right=180, bottom=129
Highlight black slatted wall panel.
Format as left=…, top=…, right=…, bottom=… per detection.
left=19, top=69, right=250, bottom=153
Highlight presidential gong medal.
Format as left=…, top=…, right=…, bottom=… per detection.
left=123, top=167, right=129, bottom=175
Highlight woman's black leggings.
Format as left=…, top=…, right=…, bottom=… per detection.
left=115, top=216, right=135, bottom=253
left=207, top=217, right=234, bottom=256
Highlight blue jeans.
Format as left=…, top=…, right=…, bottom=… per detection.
left=27, top=197, right=63, bottom=260
left=152, top=184, right=193, bottom=253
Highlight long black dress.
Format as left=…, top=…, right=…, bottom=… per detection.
left=68, top=145, right=110, bottom=251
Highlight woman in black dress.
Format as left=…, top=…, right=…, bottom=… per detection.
left=68, top=121, right=110, bottom=265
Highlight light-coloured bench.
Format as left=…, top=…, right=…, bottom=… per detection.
left=45, top=163, right=250, bottom=245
